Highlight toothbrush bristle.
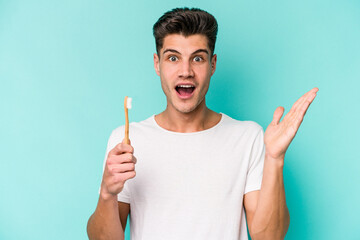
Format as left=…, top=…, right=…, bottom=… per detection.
left=127, top=97, right=132, bottom=109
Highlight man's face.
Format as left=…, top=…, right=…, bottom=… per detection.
left=154, top=34, right=217, bottom=114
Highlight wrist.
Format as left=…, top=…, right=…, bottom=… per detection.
left=265, top=153, right=285, bottom=168
left=100, top=186, right=118, bottom=201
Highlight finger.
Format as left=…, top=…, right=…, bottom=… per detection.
left=291, top=91, right=317, bottom=130
left=108, top=142, right=134, bottom=156
left=122, top=138, right=132, bottom=145
left=271, top=106, right=285, bottom=125
left=108, top=163, right=135, bottom=174
left=112, top=171, right=136, bottom=183
left=290, top=87, right=319, bottom=114
left=122, top=138, right=134, bottom=154
left=108, top=153, right=135, bottom=165
left=290, top=91, right=311, bottom=114
left=295, top=91, right=317, bottom=123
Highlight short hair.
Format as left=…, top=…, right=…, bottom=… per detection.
left=153, top=7, right=218, bottom=57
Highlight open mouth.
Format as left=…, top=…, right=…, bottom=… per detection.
left=175, top=84, right=196, bottom=98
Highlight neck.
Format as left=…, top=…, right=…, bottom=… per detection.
left=155, top=100, right=221, bottom=133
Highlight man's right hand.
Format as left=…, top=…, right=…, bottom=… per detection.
left=100, top=140, right=137, bottom=200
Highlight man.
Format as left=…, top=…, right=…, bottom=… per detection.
left=87, top=7, right=318, bottom=240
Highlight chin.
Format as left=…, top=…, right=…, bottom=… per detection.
left=177, top=108, right=195, bottom=114
left=174, top=102, right=201, bottom=114
left=167, top=94, right=205, bottom=114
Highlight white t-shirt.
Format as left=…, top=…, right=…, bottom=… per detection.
left=102, top=113, right=265, bottom=240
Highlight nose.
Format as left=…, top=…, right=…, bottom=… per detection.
left=178, top=60, right=194, bottom=79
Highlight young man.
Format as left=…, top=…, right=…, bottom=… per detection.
left=87, top=8, right=318, bottom=240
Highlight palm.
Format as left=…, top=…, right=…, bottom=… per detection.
left=264, top=88, right=318, bottom=160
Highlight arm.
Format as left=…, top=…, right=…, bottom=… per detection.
left=245, top=87, right=318, bottom=239
left=87, top=196, right=126, bottom=240
left=244, top=157, right=289, bottom=239
left=87, top=141, right=136, bottom=240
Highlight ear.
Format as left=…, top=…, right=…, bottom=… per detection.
left=154, top=53, right=160, bottom=76
left=210, top=54, right=217, bottom=76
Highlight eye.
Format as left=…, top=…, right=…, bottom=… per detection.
left=168, top=56, right=178, bottom=62
left=193, top=56, right=203, bottom=62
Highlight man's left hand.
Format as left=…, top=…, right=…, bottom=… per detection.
left=264, top=87, right=319, bottom=161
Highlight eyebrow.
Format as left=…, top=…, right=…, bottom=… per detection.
left=162, top=48, right=209, bottom=56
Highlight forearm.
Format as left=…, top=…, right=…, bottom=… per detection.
left=87, top=194, right=124, bottom=240
left=250, top=155, right=290, bottom=240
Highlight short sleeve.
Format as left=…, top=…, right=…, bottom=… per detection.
left=244, top=128, right=265, bottom=194
left=99, top=127, right=131, bottom=203
left=117, top=181, right=131, bottom=203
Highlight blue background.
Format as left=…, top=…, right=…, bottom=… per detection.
left=1, top=0, right=359, bottom=239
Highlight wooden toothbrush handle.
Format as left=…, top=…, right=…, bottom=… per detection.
left=124, top=96, right=129, bottom=144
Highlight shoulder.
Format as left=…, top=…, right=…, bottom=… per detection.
left=221, top=113, right=263, bottom=136
left=108, top=115, right=155, bottom=142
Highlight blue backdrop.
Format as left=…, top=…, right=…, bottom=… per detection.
left=1, top=0, right=359, bottom=239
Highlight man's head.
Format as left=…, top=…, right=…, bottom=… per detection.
left=153, top=7, right=218, bottom=57
left=153, top=8, right=219, bottom=114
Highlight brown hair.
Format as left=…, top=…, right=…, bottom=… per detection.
left=153, top=7, right=218, bottom=57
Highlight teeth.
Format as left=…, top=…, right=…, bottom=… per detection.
left=177, top=85, right=194, bottom=88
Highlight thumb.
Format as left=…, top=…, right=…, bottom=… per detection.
left=272, top=106, right=284, bottom=125
left=122, top=138, right=132, bottom=145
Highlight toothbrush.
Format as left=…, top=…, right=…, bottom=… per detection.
left=124, top=96, right=132, bottom=145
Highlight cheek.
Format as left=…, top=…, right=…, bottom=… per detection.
left=197, top=66, right=212, bottom=81
left=197, top=63, right=211, bottom=74
left=160, top=72, right=173, bottom=93
left=196, top=67, right=212, bottom=93
left=160, top=64, right=176, bottom=77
